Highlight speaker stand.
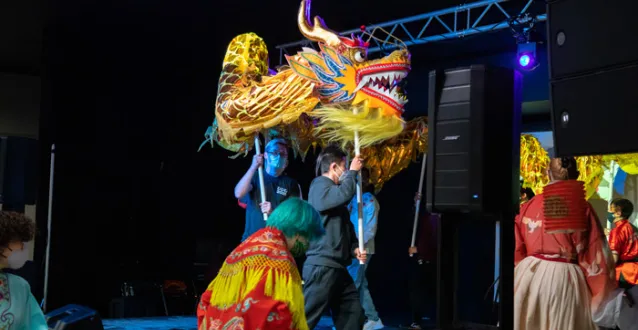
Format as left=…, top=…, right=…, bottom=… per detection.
left=436, top=212, right=514, bottom=330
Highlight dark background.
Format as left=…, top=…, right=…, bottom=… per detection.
left=0, top=0, right=549, bottom=320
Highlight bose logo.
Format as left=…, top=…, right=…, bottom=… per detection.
left=442, top=135, right=460, bottom=141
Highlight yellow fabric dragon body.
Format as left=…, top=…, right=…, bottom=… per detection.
left=200, top=0, right=428, bottom=191
left=204, top=0, right=415, bottom=154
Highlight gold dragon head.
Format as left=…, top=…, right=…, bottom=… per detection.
left=287, top=0, right=411, bottom=118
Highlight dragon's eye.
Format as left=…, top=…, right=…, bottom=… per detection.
left=354, top=51, right=366, bottom=63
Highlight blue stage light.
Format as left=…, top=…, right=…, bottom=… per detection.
left=518, top=54, right=531, bottom=67
left=516, top=42, right=538, bottom=71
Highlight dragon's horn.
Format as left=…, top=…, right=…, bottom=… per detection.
left=298, top=0, right=341, bottom=47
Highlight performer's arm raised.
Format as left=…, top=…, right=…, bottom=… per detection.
left=234, top=154, right=262, bottom=199
left=310, top=170, right=357, bottom=212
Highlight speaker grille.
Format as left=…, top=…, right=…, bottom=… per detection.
left=430, top=68, right=473, bottom=209
left=427, top=66, right=521, bottom=213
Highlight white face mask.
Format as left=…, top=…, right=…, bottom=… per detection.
left=6, top=245, right=29, bottom=269
left=335, top=166, right=347, bottom=183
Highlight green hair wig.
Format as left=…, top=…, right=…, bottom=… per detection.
left=266, top=197, right=324, bottom=241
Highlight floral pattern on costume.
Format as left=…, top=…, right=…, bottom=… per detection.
left=0, top=273, right=14, bottom=329
left=235, top=298, right=259, bottom=313
left=515, top=191, right=619, bottom=329
left=266, top=312, right=282, bottom=322
left=197, top=228, right=306, bottom=330
left=222, top=316, right=245, bottom=330
left=581, top=251, right=604, bottom=277
left=200, top=317, right=223, bottom=330
left=522, top=217, right=542, bottom=233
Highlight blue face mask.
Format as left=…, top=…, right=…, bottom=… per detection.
left=607, top=212, right=616, bottom=223
left=266, top=153, right=287, bottom=171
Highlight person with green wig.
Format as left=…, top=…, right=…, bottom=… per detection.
left=197, top=197, right=324, bottom=330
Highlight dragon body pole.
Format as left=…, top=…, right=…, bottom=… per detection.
left=410, top=154, right=427, bottom=254
left=607, top=160, right=618, bottom=231
left=354, top=108, right=365, bottom=264
left=254, top=134, right=268, bottom=220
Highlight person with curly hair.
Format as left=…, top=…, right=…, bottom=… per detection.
left=0, top=211, right=47, bottom=329
left=514, top=157, right=623, bottom=330
left=197, top=197, right=324, bottom=330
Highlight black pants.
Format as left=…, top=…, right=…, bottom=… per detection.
left=619, top=272, right=635, bottom=290
left=303, top=264, right=364, bottom=330
left=409, top=258, right=436, bottom=325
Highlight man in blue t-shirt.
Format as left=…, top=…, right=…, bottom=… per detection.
left=234, top=138, right=301, bottom=241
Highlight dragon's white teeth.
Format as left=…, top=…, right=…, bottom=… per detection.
left=359, top=70, right=408, bottom=105
left=353, top=79, right=368, bottom=93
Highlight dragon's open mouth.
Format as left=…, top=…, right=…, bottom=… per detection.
left=354, top=64, right=410, bottom=111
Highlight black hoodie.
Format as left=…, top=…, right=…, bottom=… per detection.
left=305, top=170, right=359, bottom=268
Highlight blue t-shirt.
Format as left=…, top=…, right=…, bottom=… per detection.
left=240, top=172, right=300, bottom=240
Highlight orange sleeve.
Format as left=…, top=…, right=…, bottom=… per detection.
left=578, top=206, right=620, bottom=326
left=608, top=226, right=626, bottom=255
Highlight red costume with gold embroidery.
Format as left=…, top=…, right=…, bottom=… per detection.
left=514, top=180, right=620, bottom=329
left=197, top=228, right=308, bottom=330
left=609, top=219, right=638, bottom=286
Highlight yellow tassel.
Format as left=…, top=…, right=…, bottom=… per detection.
left=311, top=103, right=405, bottom=149
left=207, top=258, right=309, bottom=330
left=264, top=268, right=273, bottom=296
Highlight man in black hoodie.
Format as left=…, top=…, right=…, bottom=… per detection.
left=303, top=145, right=367, bottom=330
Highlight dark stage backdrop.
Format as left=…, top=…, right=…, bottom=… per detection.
left=36, top=0, right=541, bottom=320
left=34, top=0, right=426, bottom=317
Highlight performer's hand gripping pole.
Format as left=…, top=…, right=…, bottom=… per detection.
left=254, top=134, right=268, bottom=221
left=353, top=109, right=365, bottom=265
left=410, top=154, right=427, bottom=257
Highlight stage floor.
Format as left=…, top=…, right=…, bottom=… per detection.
left=102, top=315, right=407, bottom=329
left=102, top=316, right=343, bottom=329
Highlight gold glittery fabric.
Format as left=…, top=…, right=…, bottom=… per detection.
left=520, top=134, right=550, bottom=194
left=603, top=153, right=638, bottom=175
left=204, top=0, right=413, bottom=156
left=357, top=117, right=428, bottom=193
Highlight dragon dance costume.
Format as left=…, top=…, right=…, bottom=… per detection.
left=197, top=228, right=307, bottom=330
left=199, top=0, right=431, bottom=193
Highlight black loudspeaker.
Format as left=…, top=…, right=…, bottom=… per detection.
left=0, top=136, right=38, bottom=211
left=426, top=65, right=522, bottom=213
left=46, top=304, right=104, bottom=330
left=548, top=0, right=638, bottom=156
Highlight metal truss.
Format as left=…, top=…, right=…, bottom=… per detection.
left=275, top=0, right=546, bottom=65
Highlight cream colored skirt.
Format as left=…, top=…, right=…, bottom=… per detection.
left=514, top=256, right=597, bottom=330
